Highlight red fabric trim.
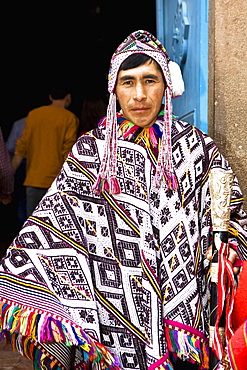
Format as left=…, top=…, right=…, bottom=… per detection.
left=228, top=320, right=247, bottom=370
left=232, top=261, right=247, bottom=331
left=212, top=241, right=235, bottom=359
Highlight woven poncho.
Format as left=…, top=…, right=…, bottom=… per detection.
left=0, top=110, right=246, bottom=370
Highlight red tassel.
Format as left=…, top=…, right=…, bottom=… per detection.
left=109, top=177, right=121, bottom=194
left=92, top=175, right=103, bottom=194
left=165, top=172, right=178, bottom=191
left=170, top=173, right=178, bottom=190
left=103, top=179, right=110, bottom=192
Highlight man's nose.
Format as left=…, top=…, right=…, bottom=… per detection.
left=133, top=84, right=146, bottom=101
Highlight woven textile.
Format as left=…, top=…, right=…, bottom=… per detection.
left=0, top=113, right=246, bottom=370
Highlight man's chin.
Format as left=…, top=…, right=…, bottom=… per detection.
left=134, top=121, right=155, bottom=128
left=124, top=113, right=155, bottom=127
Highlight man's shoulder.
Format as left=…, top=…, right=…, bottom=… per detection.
left=53, top=106, right=78, bottom=121
left=172, top=118, right=211, bottom=140
left=172, top=117, right=196, bottom=130
left=64, top=109, right=78, bottom=119
left=28, top=105, right=49, bottom=116
left=29, top=105, right=78, bottom=120
left=79, top=126, right=104, bottom=140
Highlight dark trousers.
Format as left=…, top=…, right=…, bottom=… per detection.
left=26, top=186, right=48, bottom=217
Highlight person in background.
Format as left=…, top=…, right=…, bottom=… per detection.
left=11, top=83, right=79, bottom=217
left=6, top=116, right=27, bottom=228
left=0, top=127, right=14, bottom=205
left=0, top=30, right=246, bottom=370
left=78, top=95, right=107, bottom=135
left=6, top=116, right=26, bottom=155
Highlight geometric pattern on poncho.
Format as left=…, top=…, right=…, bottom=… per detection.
left=0, top=117, right=246, bottom=370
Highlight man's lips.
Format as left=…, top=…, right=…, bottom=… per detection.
left=131, top=107, right=150, bottom=112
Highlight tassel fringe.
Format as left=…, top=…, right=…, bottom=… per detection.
left=148, top=355, right=174, bottom=370
left=0, top=301, right=120, bottom=370
left=91, top=175, right=121, bottom=195
left=109, top=176, right=121, bottom=194
left=164, top=323, right=209, bottom=370
left=154, top=90, right=178, bottom=191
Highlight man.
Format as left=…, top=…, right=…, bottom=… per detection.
left=0, top=30, right=246, bottom=370
left=12, top=84, right=79, bottom=217
left=0, top=127, right=14, bottom=205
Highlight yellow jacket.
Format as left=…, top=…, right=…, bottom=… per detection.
left=15, top=105, right=79, bottom=188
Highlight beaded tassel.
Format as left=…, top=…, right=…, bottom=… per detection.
left=92, top=93, right=121, bottom=195
left=154, top=89, right=178, bottom=190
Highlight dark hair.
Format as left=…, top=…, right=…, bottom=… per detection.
left=119, top=53, right=162, bottom=74
left=49, top=84, right=71, bottom=100
left=118, top=53, right=165, bottom=86
left=79, top=97, right=107, bottom=135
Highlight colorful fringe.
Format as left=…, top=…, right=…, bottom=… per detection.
left=119, top=119, right=161, bottom=149
left=0, top=301, right=120, bottom=370
left=148, top=354, right=174, bottom=370
left=164, top=319, right=209, bottom=370
left=7, top=333, right=64, bottom=370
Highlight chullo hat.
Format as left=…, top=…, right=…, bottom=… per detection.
left=92, top=30, right=184, bottom=194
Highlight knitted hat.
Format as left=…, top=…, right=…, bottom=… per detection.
left=92, top=30, right=185, bottom=195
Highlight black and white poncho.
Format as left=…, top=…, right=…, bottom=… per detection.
left=0, top=114, right=246, bottom=370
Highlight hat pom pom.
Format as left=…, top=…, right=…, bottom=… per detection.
left=169, top=61, right=185, bottom=98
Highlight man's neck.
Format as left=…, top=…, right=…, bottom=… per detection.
left=50, top=100, right=66, bottom=108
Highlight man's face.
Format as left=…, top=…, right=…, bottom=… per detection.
left=115, top=60, right=165, bottom=127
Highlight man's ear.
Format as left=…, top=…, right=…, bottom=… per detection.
left=65, top=93, right=72, bottom=106
left=49, top=94, right=53, bottom=102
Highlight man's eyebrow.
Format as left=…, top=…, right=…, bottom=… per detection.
left=118, top=75, right=135, bottom=81
left=118, top=74, right=159, bottom=81
left=143, top=74, right=159, bottom=80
